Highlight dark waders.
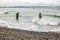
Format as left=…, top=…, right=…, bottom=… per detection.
left=16, top=12, right=19, bottom=20
left=39, top=13, right=42, bottom=19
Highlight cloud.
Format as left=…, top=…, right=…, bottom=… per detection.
left=0, top=0, right=59, bottom=6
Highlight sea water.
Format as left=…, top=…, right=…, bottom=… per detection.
left=0, top=7, right=60, bottom=32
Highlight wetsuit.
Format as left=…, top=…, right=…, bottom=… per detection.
left=16, top=12, right=19, bottom=20
left=39, top=13, right=42, bottom=19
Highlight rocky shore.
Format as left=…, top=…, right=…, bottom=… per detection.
left=0, top=27, right=60, bottom=40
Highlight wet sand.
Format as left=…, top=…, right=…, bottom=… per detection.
left=0, top=27, right=60, bottom=40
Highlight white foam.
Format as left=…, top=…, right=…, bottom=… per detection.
left=0, top=20, right=9, bottom=27
left=32, top=16, right=59, bottom=25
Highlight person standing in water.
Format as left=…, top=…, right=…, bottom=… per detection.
left=16, top=12, right=19, bottom=20
left=39, top=12, right=42, bottom=19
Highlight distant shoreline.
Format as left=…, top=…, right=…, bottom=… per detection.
left=0, top=6, right=59, bottom=8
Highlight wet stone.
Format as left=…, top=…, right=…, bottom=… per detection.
left=0, top=27, right=59, bottom=40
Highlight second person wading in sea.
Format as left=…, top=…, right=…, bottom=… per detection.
left=16, top=12, right=19, bottom=20
left=39, top=12, right=42, bottom=19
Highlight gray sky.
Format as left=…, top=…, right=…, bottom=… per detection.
left=0, top=0, right=59, bottom=6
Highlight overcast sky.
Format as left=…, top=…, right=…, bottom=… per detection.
left=0, top=0, right=59, bottom=6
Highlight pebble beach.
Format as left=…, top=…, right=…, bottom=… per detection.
left=0, top=27, right=60, bottom=40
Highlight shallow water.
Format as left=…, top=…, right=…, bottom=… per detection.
left=0, top=8, right=60, bottom=32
